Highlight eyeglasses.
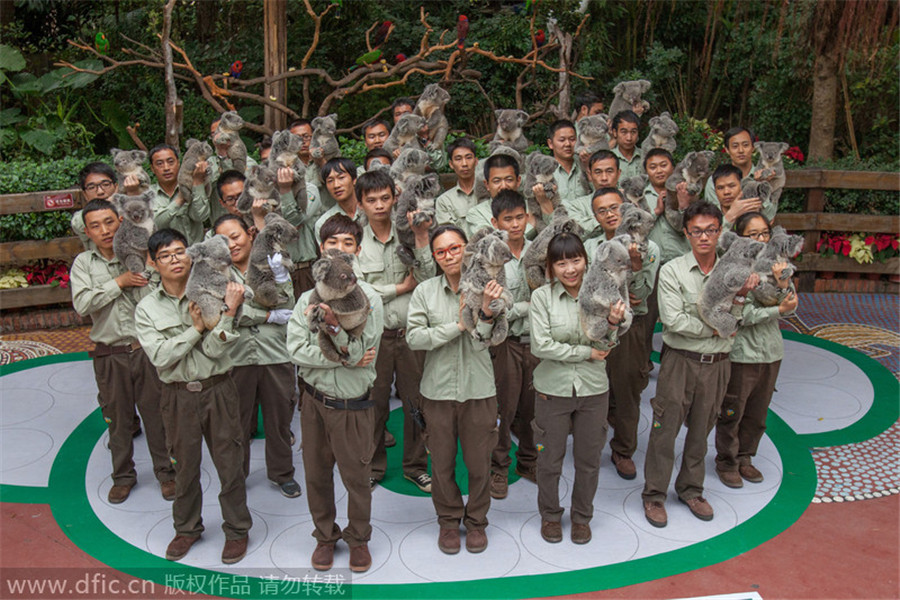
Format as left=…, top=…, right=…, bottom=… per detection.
left=745, top=230, right=771, bottom=241
left=297, top=134, right=312, bottom=142
left=84, top=180, right=115, bottom=192
left=221, top=194, right=241, bottom=206
left=687, top=227, right=721, bottom=239
left=594, top=204, right=621, bottom=217
left=155, top=249, right=187, bottom=264
left=432, top=243, right=465, bottom=260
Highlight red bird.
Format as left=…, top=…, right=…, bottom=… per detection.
left=373, top=20, right=392, bottom=49
left=535, top=29, right=546, bottom=47
left=457, top=15, right=469, bottom=51
left=394, top=53, right=407, bottom=64
left=229, top=60, right=243, bottom=79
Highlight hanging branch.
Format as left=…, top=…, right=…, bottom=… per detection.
left=161, top=0, right=181, bottom=147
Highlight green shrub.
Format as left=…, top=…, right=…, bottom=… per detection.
left=0, top=210, right=73, bottom=242
left=0, top=155, right=109, bottom=194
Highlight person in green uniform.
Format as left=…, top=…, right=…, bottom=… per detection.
left=148, top=144, right=210, bottom=244
left=435, top=137, right=478, bottom=230
left=547, top=119, right=592, bottom=204
left=610, top=110, right=643, bottom=180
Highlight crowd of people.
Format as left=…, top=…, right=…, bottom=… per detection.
left=69, top=89, right=797, bottom=573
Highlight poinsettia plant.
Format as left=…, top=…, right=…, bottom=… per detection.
left=21, top=260, right=70, bottom=288
left=817, top=231, right=899, bottom=264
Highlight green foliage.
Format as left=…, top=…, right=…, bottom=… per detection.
left=778, top=156, right=899, bottom=215
left=338, top=136, right=368, bottom=166
left=0, top=211, right=73, bottom=243
left=0, top=155, right=107, bottom=194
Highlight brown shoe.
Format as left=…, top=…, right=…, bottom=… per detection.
left=716, top=468, right=743, bottom=489
left=740, top=463, right=764, bottom=483
left=490, top=471, right=508, bottom=499
left=222, top=536, right=248, bottom=564
left=643, top=500, right=667, bottom=528
left=108, top=483, right=134, bottom=504
left=160, top=480, right=176, bottom=501
left=438, top=528, right=460, bottom=555
left=611, top=451, right=636, bottom=480
left=680, top=496, right=714, bottom=521
left=311, top=542, right=335, bottom=570
left=349, top=543, right=372, bottom=573
left=465, top=528, right=488, bottom=553
left=165, top=535, right=200, bottom=561
left=540, top=520, right=562, bottom=543
left=571, top=522, right=592, bottom=545
left=514, top=464, right=537, bottom=483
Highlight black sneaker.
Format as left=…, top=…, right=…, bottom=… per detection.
left=272, top=479, right=302, bottom=498
left=404, top=473, right=432, bottom=493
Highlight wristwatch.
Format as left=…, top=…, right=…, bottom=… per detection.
left=478, top=309, right=493, bottom=322
left=733, top=295, right=746, bottom=305
left=326, top=323, right=341, bottom=335
left=221, top=303, right=230, bottom=313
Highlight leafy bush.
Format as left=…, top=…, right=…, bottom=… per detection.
left=0, top=156, right=108, bottom=194
left=0, top=211, right=73, bottom=243
left=779, top=156, right=899, bottom=215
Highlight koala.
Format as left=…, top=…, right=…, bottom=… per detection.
left=177, top=138, right=213, bottom=207
left=460, top=228, right=514, bottom=348
left=522, top=151, right=560, bottom=233
left=640, top=111, right=679, bottom=154
left=394, top=173, right=441, bottom=268
left=185, top=234, right=253, bottom=330
left=490, top=109, right=530, bottom=153
left=246, top=212, right=300, bottom=308
left=664, top=150, right=716, bottom=231
left=383, top=113, right=426, bottom=155
left=522, top=208, right=584, bottom=290
left=619, top=174, right=652, bottom=213
left=212, top=111, right=248, bottom=174
left=306, top=249, right=371, bottom=364
left=236, top=164, right=280, bottom=226
left=309, top=113, right=341, bottom=161
left=753, top=141, right=789, bottom=210
left=615, top=202, right=655, bottom=259
left=110, top=148, right=151, bottom=194
left=574, top=113, right=611, bottom=157
left=267, top=129, right=309, bottom=213
left=390, top=147, right=429, bottom=187
left=740, top=179, right=773, bottom=208
left=414, top=83, right=451, bottom=152
left=608, top=79, right=651, bottom=119
left=697, top=231, right=766, bottom=338
left=751, top=226, right=804, bottom=307
left=112, top=191, right=156, bottom=274
left=579, top=234, right=634, bottom=341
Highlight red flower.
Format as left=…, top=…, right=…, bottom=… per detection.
left=785, top=146, right=805, bottom=163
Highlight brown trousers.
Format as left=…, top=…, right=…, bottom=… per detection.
left=299, top=389, right=375, bottom=547
left=533, top=392, right=608, bottom=524
left=491, top=338, right=538, bottom=474
left=232, top=363, right=296, bottom=483
left=160, top=376, right=251, bottom=540
left=422, top=396, right=497, bottom=531
left=643, top=270, right=662, bottom=380
left=93, top=349, right=173, bottom=487
left=607, top=313, right=652, bottom=458
left=291, top=264, right=315, bottom=301
left=371, top=332, right=427, bottom=480
left=715, top=360, right=781, bottom=472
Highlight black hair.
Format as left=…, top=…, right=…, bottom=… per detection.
left=682, top=201, right=723, bottom=229
left=429, top=224, right=468, bottom=251
left=82, top=199, right=118, bottom=219
left=723, top=126, right=755, bottom=147
left=712, top=164, right=743, bottom=185
left=258, top=135, right=273, bottom=151
left=611, top=110, right=640, bottom=130
left=574, top=91, right=602, bottom=114
left=588, top=149, right=619, bottom=170
left=546, top=232, right=587, bottom=269
left=148, top=228, right=188, bottom=260
left=643, top=148, right=674, bottom=169
left=355, top=169, right=396, bottom=200
left=77, top=162, right=116, bottom=190
left=591, top=187, right=624, bottom=205
left=483, top=153, right=520, bottom=179
left=547, top=119, right=577, bottom=139
left=447, top=137, right=477, bottom=158
left=319, top=214, right=363, bottom=246
left=321, top=157, right=358, bottom=183
left=491, top=189, right=527, bottom=219
left=288, top=118, right=312, bottom=130
left=391, top=97, right=415, bottom=112
left=734, top=211, right=769, bottom=237
left=216, top=170, right=246, bottom=197
left=213, top=213, right=250, bottom=234
left=363, top=119, right=391, bottom=135
left=364, top=148, right=393, bottom=169
left=148, top=143, right=179, bottom=163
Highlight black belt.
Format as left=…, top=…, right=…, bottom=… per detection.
left=169, top=372, right=231, bottom=392
left=663, top=345, right=729, bottom=364
left=89, top=341, right=141, bottom=358
left=507, top=335, right=531, bottom=345
left=303, top=383, right=373, bottom=410
left=382, top=328, right=405, bottom=339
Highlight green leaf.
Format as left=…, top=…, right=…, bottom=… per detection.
left=20, top=128, right=57, bottom=155
left=36, top=70, right=64, bottom=93
left=0, top=127, right=17, bottom=148
left=0, top=108, right=25, bottom=127
left=0, top=44, right=26, bottom=72
left=8, top=72, right=41, bottom=94
left=59, top=59, right=102, bottom=89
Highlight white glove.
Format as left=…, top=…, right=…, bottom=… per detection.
left=267, top=253, right=291, bottom=284
left=266, top=309, right=293, bottom=325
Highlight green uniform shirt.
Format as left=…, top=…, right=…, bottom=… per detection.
left=646, top=186, right=691, bottom=263
left=703, top=165, right=776, bottom=221
left=584, top=238, right=661, bottom=317
left=206, top=154, right=259, bottom=224
left=406, top=275, right=497, bottom=402
left=228, top=265, right=294, bottom=366
left=465, top=201, right=541, bottom=241
left=70, top=249, right=149, bottom=346
left=529, top=281, right=618, bottom=397
left=314, top=203, right=365, bottom=243
left=150, top=183, right=209, bottom=245
left=731, top=286, right=793, bottom=364
left=562, top=192, right=603, bottom=240
left=286, top=280, right=384, bottom=399
left=134, top=286, right=239, bottom=383
left=657, top=251, right=743, bottom=355
left=278, top=186, right=324, bottom=263
left=553, top=161, right=591, bottom=204
left=505, top=242, right=532, bottom=337
left=435, top=184, right=478, bottom=230
left=613, top=146, right=644, bottom=181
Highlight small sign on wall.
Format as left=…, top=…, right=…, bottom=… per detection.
left=43, top=193, right=74, bottom=210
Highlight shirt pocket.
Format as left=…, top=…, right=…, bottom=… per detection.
left=154, top=311, right=188, bottom=337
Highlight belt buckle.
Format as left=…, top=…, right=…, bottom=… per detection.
left=322, top=393, right=337, bottom=409
left=397, top=328, right=406, bottom=339
left=699, top=353, right=714, bottom=364
left=186, top=381, right=203, bottom=392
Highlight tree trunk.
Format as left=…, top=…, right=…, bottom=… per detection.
left=808, top=45, right=839, bottom=161
left=161, top=0, right=181, bottom=148
left=264, top=0, right=288, bottom=132
left=197, top=0, right=217, bottom=43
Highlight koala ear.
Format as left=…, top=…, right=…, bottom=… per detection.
left=778, top=142, right=789, bottom=153
left=613, top=233, right=633, bottom=248
left=753, top=141, right=763, bottom=151
left=594, top=242, right=612, bottom=264
left=718, top=230, right=738, bottom=252
left=613, top=82, right=624, bottom=95
left=133, top=150, right=148, bottom=163
left=140, top=190, right=155, bottom=203
left=337, top=251, right=355, bottom=266
left=661, top=111, right=671, bottom=119
left=312, top=258, right=329, bottom=282
left=649, top=116, right=659, bottom=127
left=327, top=113, right=338, bottom=122
left=516, top=110, right=529, bottom=123
left=494, top=109, right=503, bottom=120
left=771, top=225, right=786, bottom=237
left=639, top=79, right=652, bottom=92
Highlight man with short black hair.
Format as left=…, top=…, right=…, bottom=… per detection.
left=564, top=149, right=622, bottom=237
left=435, top=137, right=478, bottom=230
left=363, top=120, right=391, bottom=151
left=547, top=119, right=591, bottom=203
left=611, top=110, right=643, bottom=180
left=573, top=91, right=604, bottom=121
left=71, top=162, right=120, bottom=249
left=711, top=164, right=764, bottom=229
left=314, top=158, right=365, bottom=240
left=465, top=154, right=553, bottom=238
left=148, top=143, right=210, bottom=244
left=391, top=98, right=415, bottom=123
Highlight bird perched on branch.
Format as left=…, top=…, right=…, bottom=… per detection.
left=372, top=21, right=393, bottom=49
left=535, top=29, right=546, bottom=47
left=95, top=32, right=109, bottom=55
left=456, top=15, right=469, bottom=51
left=394, top=53, right=407, bottom=64
left=354, top=49, right=383, bottom=69
left=229, top=60, right=243, bottom=79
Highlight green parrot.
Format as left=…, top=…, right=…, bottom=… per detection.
left=355, top=49, right=382, bottom=67
left=95, top=32, right=109, bottom=55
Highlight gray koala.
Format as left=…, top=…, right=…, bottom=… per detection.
left=522, top=151, right=560, bottom=233
left=579, top=234, right=634, bottom=341
left=212, top=111, right=248, bottom=174
left=112, top=191, right=156, bottom=274
left=246, top=212, right=300, bottom=308
left=574, top=113, right=611, bottom=157
left=664, top=150, right=716, bottom=230
left=414, top=83, right=451, bottom=152
left=615, top=202, right=655, bottom=259
left=309, top=113, right=341, bottom=161
left=307, top=249, right=371, bottom=364
left=697, top=231, right=766, bottom=338
left=619, top=174, right=652, bottom=213
left=177, top=138, right=213, bottom=208
left=110, top=148, right=151, bottom=193
left=390, top=147, right=429, bottom=187
left=394, top=173, right=441, bottom=268
left=740, top=179, right=772, bottom=208
left=383, top=113, right=426, bottom=155
left=751, top=225, right=804, bottom=307
left=522, top=208, right=584, bottom=290
left=640, top=111, right=679, bottom=154
left=236, top=164, right=280, bottom=226
left=609, top=79, right=651, bottom=119
left=490, top=109, right=530, bottom=153
left=753, top=141, right=789, bottom=214
left=185, top=234, right=253, bottom=330
left=460, top=228, right=514, bottom=348
left=268, top=129, right=309, bottom=213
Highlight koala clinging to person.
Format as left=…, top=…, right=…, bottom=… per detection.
left=619, top=174, right=652, bottom=213
left=185, top=234, right=254, bottom=330
left=615, top=201, right=656, bottom=259
left=579, top=234, right=634, bottom=341
left=306, top=249, right=371, bottom=364
left=383, top=113, right=426, bottom=155
left=522, top=208, right=584, bottom=290
left=609, top=79, right=651, bottom=119
left=414, top=83, right=451, bottom=152
left=640, top=111, right=679, bottom=154
left=740, top=179, right=772, bottom=210
left=212, top=111, right=248, bottom=174
left=394, top=173, right=441, bottom=268
left=459, top=228, right=514, bottom=349
left=267, top=129, right=309, bottom=213
left=112, top=191, right=156, bottom=275
left=697, top=231, right=766, bottom=338
left=490, top=109, right=530, bottom=153
left=751, top=225, right=804, bottom=307
left=246, top=212, right=300, bottom=309
left=236, top=164, right=280, bottom=227
left=389, top=147, right=429, bottom=187
left=753, top=141, right=789, bottom=215
left=110, top=148, right=151, bottom=194
left=177, top=138, right=213, bottom=207
left=574, top=113, right=611, bottom=157
left=522, top=151, right=560, bottom=233
left=664, top=150, right=716, bottom=231
left=309, top=113, right=341, bottom=162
